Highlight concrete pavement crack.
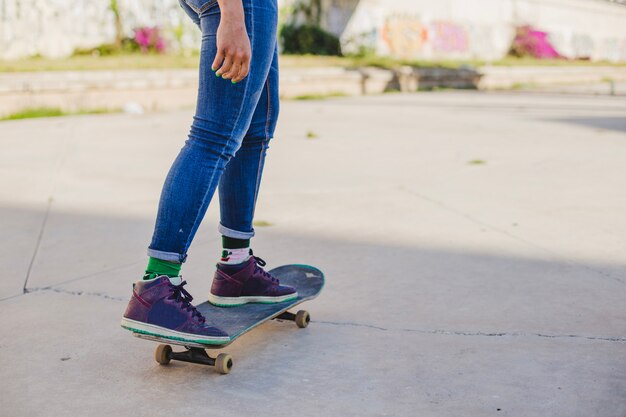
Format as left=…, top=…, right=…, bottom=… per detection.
left=1, top=236, right=219, bottom=304
left=11, top=290, right=626, bottom=343
left=25, top=286, right=127, bottom=301
left=21, top=121, right=76, bottom=294
left=398, top=186, right=625, bottom=285
left=316, top=320, right=626, bottom=343
left=22, top=197, right=53, bottom=294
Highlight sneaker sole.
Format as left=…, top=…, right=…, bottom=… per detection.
left=207, top=292, right=298, bottom=307
left=120, top=317, right=230, bottom=345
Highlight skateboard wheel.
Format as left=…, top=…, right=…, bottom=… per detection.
left=155, top=344, right=172, bottom=365
left=295, top=310, right=310, bottom=328
left=215, top=353, right=233, bottom=375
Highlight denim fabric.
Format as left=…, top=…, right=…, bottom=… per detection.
left=148, top=0, right=279, bottom=263
left=180, top=0, right=218, bottom=15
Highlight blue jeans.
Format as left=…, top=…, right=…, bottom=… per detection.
left=148, top=0, right=279, bottom=263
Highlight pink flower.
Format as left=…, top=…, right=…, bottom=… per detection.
left=133, top=26, right=166, bottom=53
left=511, top=25, right=561, bottom=59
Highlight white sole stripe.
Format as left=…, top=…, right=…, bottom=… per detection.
left=208, top=292, right=298, bottom=306
left=120, top=317, right=229, bottom=343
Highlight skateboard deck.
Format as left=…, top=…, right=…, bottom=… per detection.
left=131, top=264, right=324, bottom=373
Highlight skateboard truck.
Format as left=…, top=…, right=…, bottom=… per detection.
left=154, top=344, right=234, bottom=374
left=275, top=310, right=311, bottom=328
left=152, top=309, right=310, bottom=374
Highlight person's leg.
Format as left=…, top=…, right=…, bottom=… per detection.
left=140, top=0, right=201, bottom=283
left=147, top=0, right=278, bottom=266
left=121, top=0, right=279, bottom=341
left=217, top=43, right=279, bottom=264
left=208, top=45, right=296, bottom=307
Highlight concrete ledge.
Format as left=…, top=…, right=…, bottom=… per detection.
left=1, top=65, right=624, bottom=116
left=479, top=66, right=626, bottom=89
left=280, top=67, right=364, bottom=97
left=0, top=69, right=198, bottom=94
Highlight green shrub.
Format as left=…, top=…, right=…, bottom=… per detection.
left=280, top=24, right=341, bottom=56
left=73, top=38, right=140, bottom=57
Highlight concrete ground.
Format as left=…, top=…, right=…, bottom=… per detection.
left=528, top=81, right=626, bottom=96
left=1, top=91, right=625, bottom=417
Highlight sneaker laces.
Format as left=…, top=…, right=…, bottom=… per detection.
left=167, top=280, right=206, bottom=323
left=252, top=256, right=279, bottom=284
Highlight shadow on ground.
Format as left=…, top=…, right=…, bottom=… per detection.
left=2, top=204, right=625, bottom=416
left=550, top=116, right=626, bottom=133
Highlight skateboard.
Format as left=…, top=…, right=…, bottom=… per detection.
left=129, top=264, right=324, bottom=374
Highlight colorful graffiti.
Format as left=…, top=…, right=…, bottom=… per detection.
left=381, top=14, right=428, bottom=57
left=430, top=21, right=469, bottom=53
left=381, top=16, right=471, bottom=58
left=380, top=14, right=626, bottom=61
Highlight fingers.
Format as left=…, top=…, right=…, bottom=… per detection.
left=221, top=61, right=241, bottom=81
left=231, top=61, right=249, bottom=84
left=216, top=54, right=233, bottom=78
left=214, top=49, right=250, bottom=83
left=211, top=48, right=225, bottom=72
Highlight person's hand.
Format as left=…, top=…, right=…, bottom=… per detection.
left=212, top=2, right=250, bottom=84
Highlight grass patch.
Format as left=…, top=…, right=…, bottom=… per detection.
left=489, top=56, right=626, bottom=67
left=292, top=92, right=347, bottom=100
left=0, top=54, right=200, bottom=73
left=1, top=106, right=118, bottom=121
left=280, top=54, right=465, bottom=70
left=305, top=130, right=318, bottom=139
left=253, top=220, right=273, bottom=227
left=510, top=82, right=528, bottom=90
left=3, top=107, right=65, bottom=120
left=3, top=53, right=624, bottom=74
left=468, top=159, right=486, bottom=165
left=281, top=54, right=626, bottom=70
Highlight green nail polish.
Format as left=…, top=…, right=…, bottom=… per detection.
left=211, top=67, right=216, bottom=71
left=232, top=80, right=237, bottom=84
left=216, top=73, right=220, bottom=77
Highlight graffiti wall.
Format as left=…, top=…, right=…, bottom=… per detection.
left=430, top=21, right=469, bottom=54
left=377, top=16, right=475, bottom=59
left=0, top=0, right=201, bottom=59
left=340, top=0, right=626, bottom=62
left=381, top=15, right=428, bottom=58
left=1, top=0, right=625, bottom=61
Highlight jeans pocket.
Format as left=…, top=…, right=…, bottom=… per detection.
left=181, top=0, right=217, bottom=14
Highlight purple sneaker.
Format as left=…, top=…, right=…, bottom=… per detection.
left=208, top=256, right=298, bottom=307
left=121, top=276, right=229, bottom=345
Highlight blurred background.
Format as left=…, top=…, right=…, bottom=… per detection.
left=1, top=1, right=625, bottom=416
left=1, top=0, right=625, bottom=118
left=2, top=0, right=626, bottom=61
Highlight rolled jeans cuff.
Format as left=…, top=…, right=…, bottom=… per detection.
left=219, top=223, right=255, bottom=239
left=146, top=248, right=187, bottom=263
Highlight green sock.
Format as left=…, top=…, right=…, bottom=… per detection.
left=222, top=235, right=250, bottom=249
left=144, top=257, right=182, bottom=280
